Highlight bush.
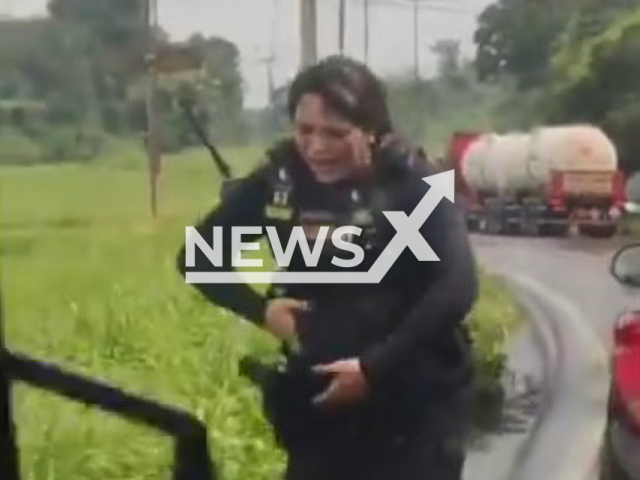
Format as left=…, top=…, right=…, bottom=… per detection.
left=468, top=271, right=524, bottom=432
left=39, top=126, right=105, bottom=163
left=0, top=127, right=44, bottom=164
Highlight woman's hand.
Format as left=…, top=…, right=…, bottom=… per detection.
left=311, top=358, right=369, bottom=410
left=347, top=129, right=373, bottom=175
left=264, top=298, right=308, bottom=343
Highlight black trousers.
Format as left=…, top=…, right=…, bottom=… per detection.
left=282, top=391, right=470, bottom=480
left=284, top=429, right=465, bottom=480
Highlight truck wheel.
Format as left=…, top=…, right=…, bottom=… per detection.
left=599, top=422, right=631, bottom=480
left=521, top=221, right=539, bottom=237
left=541, top=223, right=570, bottom=237
left=486, top=216, right=503, bottom=235
left=579, top=224, right=617, bottom=238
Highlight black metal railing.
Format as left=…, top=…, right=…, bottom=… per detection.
left=0, top=98, right=236, bottom=480
left=0, top=293, right=217, bottom=480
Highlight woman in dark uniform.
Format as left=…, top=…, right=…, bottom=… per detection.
left=178, top=55, right=478, bottom=480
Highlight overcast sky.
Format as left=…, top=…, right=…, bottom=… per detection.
left=1, top=0, right=495, bottom=108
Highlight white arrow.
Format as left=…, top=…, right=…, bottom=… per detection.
left=366, top=169, right=455, bottom=282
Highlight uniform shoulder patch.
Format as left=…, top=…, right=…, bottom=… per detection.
left=264, top=204, right=294, bottom=220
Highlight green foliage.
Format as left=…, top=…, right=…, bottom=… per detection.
left=0, top=124, right=105, bottom=165
left=181, top=34, right=247, bottom=144
left=552, top=11, right=639, bottom=92
left=431, top=40, right=464, bottom=86
left=473, top=0, right=640, bottom=172
left=0, top=128, right=45, bottom=164
left=0, top=2, right=246, bottom=154
left=386, top=76, right=435, bottom=144
left=467, top=270, right=523, bottom=430
left=0, top=146, right=522, bottom=478
left=548, top=10, right=640, bottom=172
left=39, top=126, right=105, bottom=163
left=384, top=62, right=506, bottom=155
left=48, top=0, right=145, bottom=49
left=474, top=0, right=574, bottom=89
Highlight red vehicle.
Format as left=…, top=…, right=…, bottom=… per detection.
left=447, top=129, right=627, bottom=238
left=602, top=244, right=640, bottom=480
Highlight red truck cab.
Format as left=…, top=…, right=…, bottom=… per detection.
left=448, top=131, right=483, bottom=219
left=448, top=131, right=482, bottom=197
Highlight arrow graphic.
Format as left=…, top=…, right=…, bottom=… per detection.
left=185, top=170, right=455, bottom=284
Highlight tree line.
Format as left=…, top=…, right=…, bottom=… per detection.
left=0, top=0, right=638, bottom=173
left=0, top=0, right=245, bottom=162
left=473, top=0, right=639, bottom=173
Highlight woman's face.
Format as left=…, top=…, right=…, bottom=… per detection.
left=293, top=93, right=370, bottom=184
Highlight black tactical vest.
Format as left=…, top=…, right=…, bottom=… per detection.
left=260, top=138, right=427, bottom=299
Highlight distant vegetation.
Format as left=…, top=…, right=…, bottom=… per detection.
left=1, top=145, right=520, bottom=480
left=371, top=0, right=640, bottom=172
left=1, top=0, right=637, bottom=171
left=0, top=0, right=245, bottom=164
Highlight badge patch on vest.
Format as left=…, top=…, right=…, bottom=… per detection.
left=265, top=204, right=294, bottom=220
left=265, top=166, right=294, bottom=220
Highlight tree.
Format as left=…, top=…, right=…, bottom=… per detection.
left=473, top=0, right=640, bottom=171
left=474, top=0, right=638, bottom=88
left=550, top=11, right=640, bottom=172
left=183, top=34, right=246, bottom=144
left=46, top=0, right=149, bottom=133
left=431, top=40, right=466, bottom=89
left=474, top=0, right=570, bottom=89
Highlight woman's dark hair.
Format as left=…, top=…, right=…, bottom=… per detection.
left=287, top=55, right=393, bottom=139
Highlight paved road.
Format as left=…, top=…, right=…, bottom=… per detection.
left=470, top=234, right=640, bottom=480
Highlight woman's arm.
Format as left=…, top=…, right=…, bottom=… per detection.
left=360, top=172, right=479, bottom=385
left=176, top=164, right=272, bottom=327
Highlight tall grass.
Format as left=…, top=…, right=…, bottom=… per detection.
left=0, top=143, right=520, bottom=480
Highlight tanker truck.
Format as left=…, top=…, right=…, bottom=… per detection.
left=448, top=125, right=627, bottom=238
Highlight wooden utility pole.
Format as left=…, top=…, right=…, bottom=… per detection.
left=413, top=0, right=419, bottom=79
left=300, top=0, right=318, bottom=69
left=260, top=55, right=276, bottom=104
left=364, top=0, right=370, bottom=64
left=338, top=0, right=346, bottom=54
left=144, top=0, right=161, bottom=218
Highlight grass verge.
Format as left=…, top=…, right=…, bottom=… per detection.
left=0, top=143, right=524, bottom=479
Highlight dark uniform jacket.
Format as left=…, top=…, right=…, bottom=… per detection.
left=177, top=137, right=479, bottom=440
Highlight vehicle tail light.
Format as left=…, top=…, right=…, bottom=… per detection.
left=612, top=171, right=627, bottom=208
left=615, top=311, right=640, bottom=347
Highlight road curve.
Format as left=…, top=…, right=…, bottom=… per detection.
left=470, top=234, right=639, bottom=480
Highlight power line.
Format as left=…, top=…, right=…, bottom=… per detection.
left=339, top=0, right=346, bottom=54
left=367, top=0, right=467, bottom=79
left=370, top=0, right=466, bottom=14
left=413, top=0, right=419, bottom=78
left=300, top=0, right=318, bottom=69
left=364, top=0, right=370, bottom=64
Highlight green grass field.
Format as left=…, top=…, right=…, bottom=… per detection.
left=0, top=143, right=521, bottom=480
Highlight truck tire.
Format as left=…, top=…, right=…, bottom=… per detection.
left=540, top=222, right=570, bottom=237
left=599, top=422, right=632, bottom=480
left=521, top=219, right=539, bottom=237
left=467, top=217, right=480, bottom=232
left=578, top=224, right=617, bottom=238
left=486, top=215, right=503, bottom=235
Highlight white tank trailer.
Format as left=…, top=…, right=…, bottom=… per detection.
left=460, top=125, right=624, bottom=237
